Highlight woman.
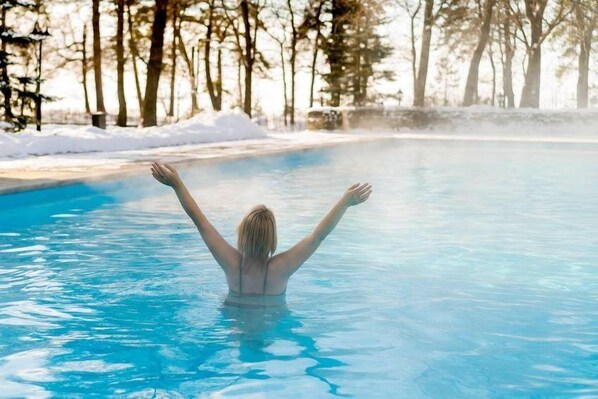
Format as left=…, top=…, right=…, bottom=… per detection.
left=151, top=162, right=372, bottom=305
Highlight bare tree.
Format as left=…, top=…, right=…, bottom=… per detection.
left=266, top=26, right=289, bottom=125
left=224, top=0, right=267, bottom=117
left=142, top=0, right=169, bottom=127
left=462, top=0, right=497, bottom=106
left=117, top=0, right=127, bottom=126
left=398, top=0, right=422, bottom=102
left=203, top=0, right=229, bottom=111
left=572, top=0, right=598, bottom=108
left=168, top=0, right=178, bottom=118
left=299, top=0, right=325, bottom=108
left=92, top=0, right=106, bottom=112
left=413, top=0, right=451, bottom=106
left=127, top=0, right=145, bottom=116
left=497, top=0, right=515, bottom=107
left=487, top=29, right=497, bottom=105
left=55, top=23, right=92, bottom=114
left=286, top=0, right=301, bottom=125
left=266, top=0, right=305, bottom=125
left=514, top=0, right=569, bottom=108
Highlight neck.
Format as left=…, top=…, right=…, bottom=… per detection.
left=243, top=255, right=269, bottom=265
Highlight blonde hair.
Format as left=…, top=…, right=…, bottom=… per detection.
left=237, top=205, right=277, bottom=261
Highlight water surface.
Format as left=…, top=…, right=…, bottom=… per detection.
left=1, top=139, right=597, bottom=398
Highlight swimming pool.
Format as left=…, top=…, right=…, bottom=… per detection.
left=1, top=138, right=597, bottom=398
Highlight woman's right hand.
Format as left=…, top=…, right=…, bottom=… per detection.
left=151, top=162, right=182, bottom=188
left=342, top=183, right=372, bottom=207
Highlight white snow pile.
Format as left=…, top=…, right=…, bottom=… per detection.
left=0, top=109, right=266, bottom=158
left=388, top=106, right=598, bottom=138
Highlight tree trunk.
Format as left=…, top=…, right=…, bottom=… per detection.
left=237, top=55, right=243, bottom=108
left=353, top=14, right=363, bottom=105
left=287, top=0, right=297, bottom=125
left=216, top=45, right=223, bottom=110
left=519, top=1, right=544, bottom=108
left=279, top=41, right=288, bottom=126
left=519, top=25, right=542, bottom=107
left=168, top=1, right=178, bottom=118
left=409, top=6, right=419, bottom=101
left=82, top=27, right=91, bottom=114
left=289, top=36, right=296, bottom=125
left=205, top=3, right=220, bottom=111
left=488, top=40, right=496, bottom=106
left=577, top=41, right=590, bottom=108
left=142, top=0, right=169, bottom=127
left=92, top=0, right=106, bottom=113
left=0, top=9, right=13, bottom=120
left=176, top=33, right=199, bottom=114
left=243, top=64, right=252, bottom=116
left=328, top=0, right=344, bottom=107
left=414, top=0, right=434, bottom=107
left=575, top=3, right=596, bottom=109
left=127, top=2, right=144, bottom=116
left=463, top=0, right=495, bottom=106
left=502, top=6, right=515, bottom=108
left=240, top=0, right=253, bottom=116
left=308, top=4, right=323, bottom=108
left=116, top=0, right=127, bottom=126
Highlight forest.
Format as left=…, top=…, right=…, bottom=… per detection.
left=0, top=0, right=597, bottom=131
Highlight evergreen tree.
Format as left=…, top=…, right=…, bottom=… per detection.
left=321, top=0, right=391, bottom=106
left=348, top=0, right=392, bottom=105
left=1, top=0, right=51, bottom=130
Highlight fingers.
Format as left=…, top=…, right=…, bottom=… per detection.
left=151, top=167, right=164, bottom=183
left=360, top=189, right=372, bottom=201
left=348, top=183, right=360, bottom=191
left=356, top=183, right=372, bottom=203
left=357, top=183, right=372, bottom=195
left=156, top=162, right=168, bottom=176
left=164, top=163, right=177, bottom=173
left=152, top=162, right=164, bottom=177
left=151, top=161, right=168, bottom=184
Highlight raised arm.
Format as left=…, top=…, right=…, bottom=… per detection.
left=151, top=162, right=240, bottom=272
left=273, top=183, right=372, bottom=277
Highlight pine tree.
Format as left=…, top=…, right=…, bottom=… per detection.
left=0, top=0, right=51, bottom=131
left=348, top=0, right=392, bottom=105
left=321, top=0, right=391, bottom=106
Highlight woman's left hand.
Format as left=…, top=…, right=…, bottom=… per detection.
left=151, top=162, right=182, bottom=188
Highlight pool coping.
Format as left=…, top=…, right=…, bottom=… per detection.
left=0, top=132, right=388, bottom=196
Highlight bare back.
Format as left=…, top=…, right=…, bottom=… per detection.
left=226, top=256, right=288, bottom=296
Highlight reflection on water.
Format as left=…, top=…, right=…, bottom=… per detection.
left=219, top=301, right=345, bottom=396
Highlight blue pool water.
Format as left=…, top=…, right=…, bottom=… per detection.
left=0, top=139, right=597, bottom=398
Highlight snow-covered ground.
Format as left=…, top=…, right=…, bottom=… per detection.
left=0, top=109, right=265, bottom=159
left=1, top=107, right=597, bottom=160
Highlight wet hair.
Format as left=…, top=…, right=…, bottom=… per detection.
left=237, top=205, right=277, bottom=261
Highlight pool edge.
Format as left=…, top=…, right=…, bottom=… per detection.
left=0, top=135, right=389, bottom=196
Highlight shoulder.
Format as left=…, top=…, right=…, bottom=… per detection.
left=267, top=251, right=297, bottom=277
left=222, top=251, right=243, bottom=274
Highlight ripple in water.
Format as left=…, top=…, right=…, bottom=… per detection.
left=0, top=140, right=596, bottom=397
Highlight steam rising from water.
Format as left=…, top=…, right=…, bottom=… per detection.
left=0, top=138, right=596, bottom=397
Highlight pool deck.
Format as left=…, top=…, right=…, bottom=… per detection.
left=0, top=132, right=383, bottom=195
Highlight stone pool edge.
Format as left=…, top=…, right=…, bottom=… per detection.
left=0, top=133, right=388, bottom=196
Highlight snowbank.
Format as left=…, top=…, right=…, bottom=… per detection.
left=0, top=109, right=266, bottom=158
left=378, top=106, right=598, bottom=137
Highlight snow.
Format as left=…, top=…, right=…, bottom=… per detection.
left=378, top=106, right=598, bottom=138
left=2, top=107, right=597, bottom=160
left=0, top=109, right=266, bottom=159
